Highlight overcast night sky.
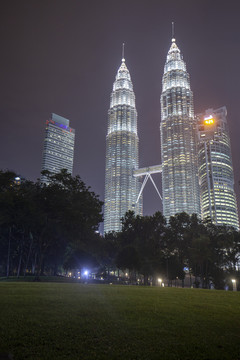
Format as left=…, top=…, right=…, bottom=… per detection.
left=1, top=0, right=240, bottom=222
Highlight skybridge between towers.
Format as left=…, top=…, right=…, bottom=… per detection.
left=133, top=165, right=162, bottom=204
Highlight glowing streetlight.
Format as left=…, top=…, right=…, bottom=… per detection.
left=232, top=279, right=237, bottom=291
left=158, top=278, right=162, bottom=286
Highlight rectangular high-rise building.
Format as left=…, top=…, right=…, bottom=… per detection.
left=197, top=107, right=239, bottom=229
left=41, top=113, right=75, bottom=183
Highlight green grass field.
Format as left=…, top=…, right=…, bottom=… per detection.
left=0, top=283, right=239, bottom=360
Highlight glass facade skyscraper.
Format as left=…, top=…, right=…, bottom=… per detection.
left=41, top=113, right=75, bottom=183
left=160, top=38, right=201, bottom=218
left=197, top=107, right=239, bottom=229
left=104, top=57, right=142, bottom=233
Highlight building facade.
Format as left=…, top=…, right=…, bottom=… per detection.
left=197, top=107, right=239, bottom=229
left=41, top=113, right=75, bottom=183
left=160, top=38, right=201, bottom=218
left=104, top=57, right=142, bottom=233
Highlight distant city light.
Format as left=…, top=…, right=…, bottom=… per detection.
left=84, top=270, right=89, bottom=276
left=204, top=115, right=214, bottom=125
left=14, top=176, right=21, bottom=185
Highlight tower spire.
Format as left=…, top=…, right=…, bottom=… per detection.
left=172, top=22, right=175, bottom=42
left=122, top=42, right=125, bottom=62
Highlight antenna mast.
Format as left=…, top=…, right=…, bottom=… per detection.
left=172, top=22, right=175, bottom=40
left=122, top=42, right=125, bottom=60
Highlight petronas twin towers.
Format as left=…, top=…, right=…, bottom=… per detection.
left=104, top=55, right=142, bottom=233
left=104, top=36, right=239, bottom=233
left=161, top=38, right=200, bottom=218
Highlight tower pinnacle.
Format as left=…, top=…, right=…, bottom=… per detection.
left=172, top=22, right=175, bottom=42
left=122, top=42, right=125, bottom=62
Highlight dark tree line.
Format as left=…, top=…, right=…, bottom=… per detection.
left=0, top=169, right=239, bottom=290
left=0, top=170, right=103, bottom=277
left=103, top=211, right=240, bottom=289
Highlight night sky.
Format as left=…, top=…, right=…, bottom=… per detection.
left=1, top=0, right=240, bottom=223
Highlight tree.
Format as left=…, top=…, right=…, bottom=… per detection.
left=0, top=169, right=103, bottom=276
left=34, top=170, right=103, bottom=275
left=97, top=231, right=120, bottom=280
left=116, top=246, right=141, bottom=273
left=0, top=171, right=37, bottom=277
left=117, top=211, right=167, bottom=284
left=188, top=235, right=212, bottom=288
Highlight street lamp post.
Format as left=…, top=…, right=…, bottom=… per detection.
left=232, top=279, right=237, bottom=291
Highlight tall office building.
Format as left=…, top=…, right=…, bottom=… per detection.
left=41, top=113, right=75, bottom=183
left=197, top=107, right=239, bottom=229
left=160, top=37, right=201, bottom=218
left=104, top=55, right=142, bottom=233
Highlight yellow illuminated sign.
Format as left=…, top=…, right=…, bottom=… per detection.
left=204, top=116, right=214, bottom=125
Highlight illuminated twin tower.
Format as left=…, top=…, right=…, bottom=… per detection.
left=104, top=37, right=239, bottom=233
left=104, top=51, right=142, bottom=232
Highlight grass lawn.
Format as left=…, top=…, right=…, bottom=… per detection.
left=0, top=283, right=239, bottom=360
